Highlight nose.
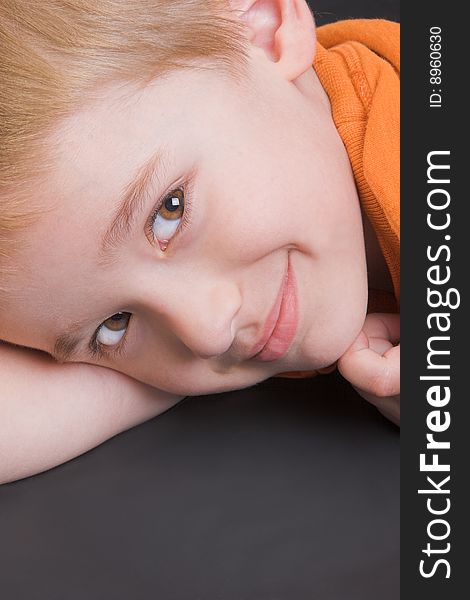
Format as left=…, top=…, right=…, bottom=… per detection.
left=162, top=280, right=242, bottom=359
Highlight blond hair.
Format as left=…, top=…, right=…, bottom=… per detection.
left=0, top=0, right=249, bottom=287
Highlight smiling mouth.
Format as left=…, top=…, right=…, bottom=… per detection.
left=250, top=253, right=298, bottom=362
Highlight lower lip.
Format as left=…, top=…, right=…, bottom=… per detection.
left=252, top=256, right=298, bottom=362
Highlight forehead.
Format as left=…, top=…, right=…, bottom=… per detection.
left=47, top=66, right=250, bottom=198
left=53, top=81, right=175, bottom=189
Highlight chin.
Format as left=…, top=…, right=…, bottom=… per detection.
left=294, top=308, right=367, bottom=371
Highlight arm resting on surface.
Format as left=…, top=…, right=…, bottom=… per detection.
left=0, top=342, right=183, bottom=485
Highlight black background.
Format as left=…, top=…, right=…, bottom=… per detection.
left=401, top=1, right=467, bottom=598
left=311, top=0, right=399, bottom=25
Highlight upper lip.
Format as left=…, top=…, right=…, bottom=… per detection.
left=247, top=255, right=290, bottom=360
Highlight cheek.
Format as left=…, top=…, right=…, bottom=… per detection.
left=200, top=173, right=313, bottom=260
left=297, top=277, right=368, bottom=369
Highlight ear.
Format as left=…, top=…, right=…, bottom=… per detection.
left=229, top=0, right=317, bottom=82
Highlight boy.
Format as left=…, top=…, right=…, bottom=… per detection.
left=0, top=0, right=399, bottom=484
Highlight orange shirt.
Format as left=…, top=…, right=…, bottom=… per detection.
left=315, top=18, right=400, bottom=302
left=279, top=19, right=400, bottom=379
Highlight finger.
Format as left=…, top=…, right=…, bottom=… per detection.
left=338, top=333, right=400, bottom=398
left=368, top=336, right=394, bottom=355
left=363, top=313, right=400, bottom=344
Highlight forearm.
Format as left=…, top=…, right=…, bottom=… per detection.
left=0, top=343, right=183, bottom=484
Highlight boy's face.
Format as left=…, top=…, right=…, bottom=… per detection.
left=1, top=51, right=368, bottom=395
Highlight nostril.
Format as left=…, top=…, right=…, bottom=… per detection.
left=176, top=315, right=236, bottom=360
left=166, top=281, right=242, bottom=360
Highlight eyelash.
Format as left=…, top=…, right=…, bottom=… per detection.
left=88, top=175, right=195, bottom=361
left=145, top=176, right=194, bottom=247
left=89, top=328, right=129, bottom=361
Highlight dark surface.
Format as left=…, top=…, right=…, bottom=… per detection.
left=311, top=0, right=399, bottom=25
left=0, top=374, right=399, bottom=600
left=0, top=3, right=399, bottom=599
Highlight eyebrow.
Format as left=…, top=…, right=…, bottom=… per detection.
left=51, top=146, right=170, bottom=362
left=51, top=319, right=93, bottom=363
left=98, top=145, right=170, bottom=265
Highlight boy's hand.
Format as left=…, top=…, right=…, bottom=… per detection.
left=337, top=313, right=400, bottom=425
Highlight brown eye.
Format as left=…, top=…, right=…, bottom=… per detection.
left=151, top=188, right=186, bottom=250
left=97, top=312, right=131, bottom=346
left=159, top=189, right=184, bottom=221
left=102, top=312, right=130, bottom=331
